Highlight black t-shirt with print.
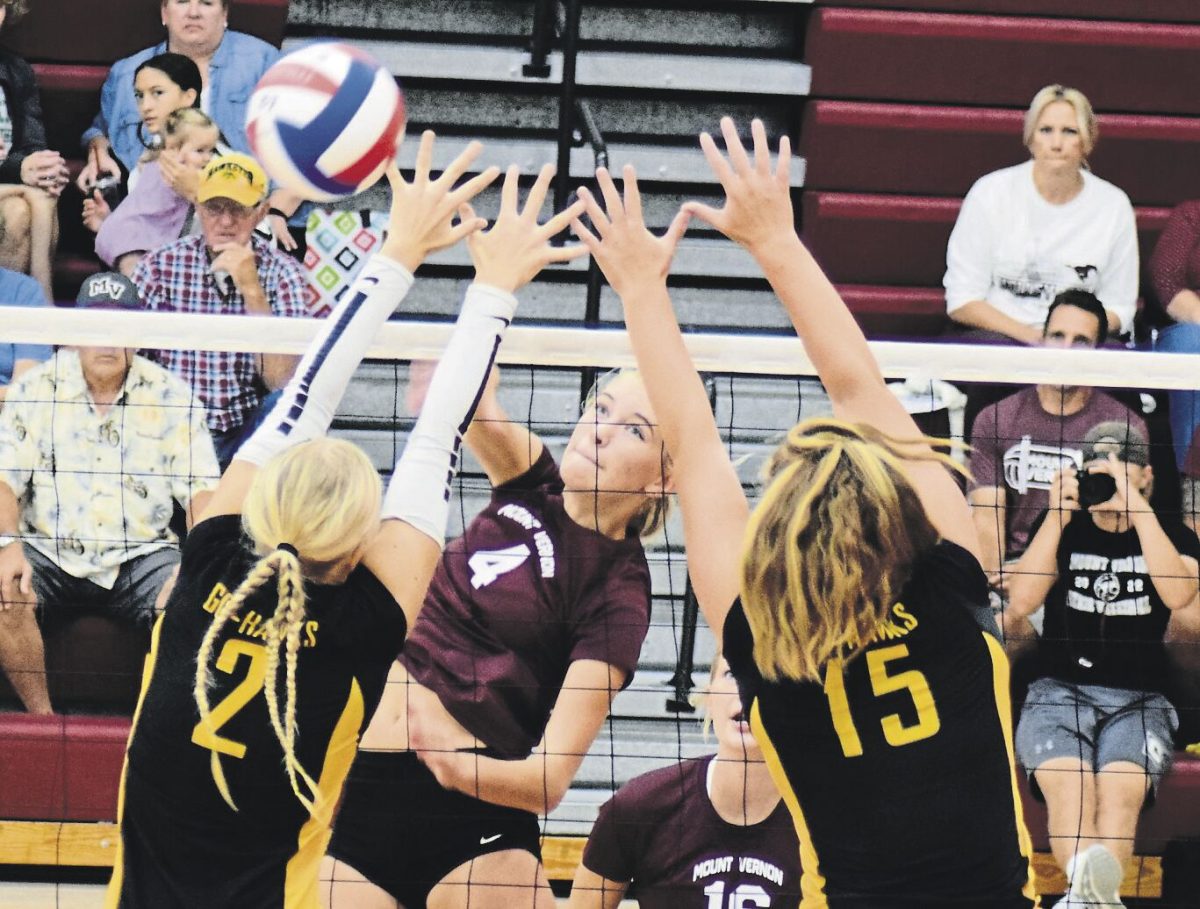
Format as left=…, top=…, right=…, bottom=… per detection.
left=1033, top=508, right=1200, bottom=693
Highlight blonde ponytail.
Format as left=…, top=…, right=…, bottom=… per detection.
left=194, top=438, right=381, bottom=812
left=740, top=418, right=966, bottom=683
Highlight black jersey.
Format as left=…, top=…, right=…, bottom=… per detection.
left=724, top=541, right=1037, bottom=908
left=107, top=515, right=406, bottom=909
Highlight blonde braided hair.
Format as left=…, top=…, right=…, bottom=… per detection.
left=193, top=438, right=382, bottom=813
left=193, top=551, right=297, bottom=811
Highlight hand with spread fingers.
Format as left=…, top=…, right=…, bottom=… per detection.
left=461, top=162, right=588, bottom=294
left=570, top=164, right=690, bottom=298
left=380, top=130, right=502, bottom=272
left=682, top=116, right=794, bottom=256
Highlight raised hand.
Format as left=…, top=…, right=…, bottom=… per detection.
left=380, top=131, right=501, bottom=272
left=570, top=164, right=690, bottom=298
left=81, top=189, right=111, bottom=233
left=683, top=117, right=793, bottom=255
left=461, top=163, right=587, bottom=294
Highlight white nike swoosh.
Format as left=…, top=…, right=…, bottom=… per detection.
left=479, top=833, right=503, bottom=845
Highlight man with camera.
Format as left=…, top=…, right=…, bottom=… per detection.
left=968, top=290, right=1147, bottom=602
left=1004, top=421, right=1200, bottom=908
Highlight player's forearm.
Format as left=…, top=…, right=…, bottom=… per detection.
left=620, top=282, right=724, bottom=475
left=1008, top=517, right=1063, bottom=616
left=464, top=749, right=580, bottom=814
left=1132, top=511, right=1199, bottom=609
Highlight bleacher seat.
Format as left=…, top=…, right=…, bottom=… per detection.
left=801, top=101, right=1200, bottom=207
left=805, top=9, right=1200, bottom=115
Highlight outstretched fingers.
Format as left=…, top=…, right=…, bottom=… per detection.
left=435, top=138, right=485, bottom=190
left=775, top=134, right=792, bottom=186
left=522, top=163, right=556, bottom=221
left=575, top=186, right=611, bottom=238
left=595, top=167, right=624, bottom=225
left=498, top=164, right=521, bottom=217
left=412, top=129, right=437, bottom=183
left=538, top=196, right=588, bottom=239
left=697, top=130, right=735, bottom=191
left=621, top=164, right=644, bottom=226
left=446, top=165, right=502, bottom=211
left=719, top=116, right=752, bottom=176
left=751, top=118, right=772, bottom=176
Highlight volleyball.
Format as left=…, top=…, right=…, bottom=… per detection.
left=246, top=42, right=406, bottom=202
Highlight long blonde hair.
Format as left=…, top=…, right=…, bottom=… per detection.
left=193, top=439, right=382, bottom=813
left=740, top=418, right=964, bottom=684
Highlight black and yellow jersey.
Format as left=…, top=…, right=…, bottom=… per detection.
left=106, top=514, right=406, bottom=909
left=725, top=541, right=1037, bottom=908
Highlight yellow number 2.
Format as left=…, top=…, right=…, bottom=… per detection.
left=823, top=643, right=941, bottom=758
left=191, top=639, right=268, bottom=759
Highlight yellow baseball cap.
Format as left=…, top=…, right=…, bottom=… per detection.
left=198, top=153, right=269, bottom=207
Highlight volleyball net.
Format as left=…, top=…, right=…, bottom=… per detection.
left=3, top=305, right=1200, bottom=904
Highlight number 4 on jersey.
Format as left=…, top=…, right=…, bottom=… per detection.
left=469, top=544, right=532, bottom=589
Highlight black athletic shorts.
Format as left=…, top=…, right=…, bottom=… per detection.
left=328, top=749, right=542, bottom=907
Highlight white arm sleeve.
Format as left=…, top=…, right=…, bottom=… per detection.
left=382, top=283, right=518, bottom=547
left=234, top=256, right=415, bottom=467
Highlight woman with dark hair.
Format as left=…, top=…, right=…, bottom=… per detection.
left=571, top=119, right=1038, bottom=906
left=78, top=0, right=277, bottom=192
left=0, top=0, right=67, bottom=299
left=82, top=53, right=203, bottom=233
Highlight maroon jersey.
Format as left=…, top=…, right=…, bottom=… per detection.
left=582, top=756, right=802, bottom=909
left=401, top=448, right=652, bottom=758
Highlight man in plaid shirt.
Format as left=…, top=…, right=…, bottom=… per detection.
left=132, top=153, right=325, bottom=466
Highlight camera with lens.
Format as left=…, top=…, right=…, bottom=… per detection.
left=90, top=175, right=122, bottom=210
left=1077, top=470, right=1117, bottom=507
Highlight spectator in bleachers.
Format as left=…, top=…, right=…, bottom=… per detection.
left=94, top=108, right=219, bottom=275
left=1005, top=422, right=1200, bottom=908
left=969, top=290, right=1146, bottom=605
left=1148, top=200, right=1200, bottom=520
left=945, top=84, right=1137, bottom=344
left=76, top=0, right=278, bottom=194
left=0, top=263, right=49, bottom=407
left=82, top=53, right=203, bottom=234
left=0, top=0, right=68, bottom=301
left=0, top=271, right=218, bottom=715
left=131, top=153, right=316, bottom=468
left=567, top=654, right=801, bottom=909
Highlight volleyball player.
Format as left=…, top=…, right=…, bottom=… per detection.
left=104, top=134, right=588, bottom=908
left=320, top=181, right=675, bottom=909
left=571, top=119, right=1038, bottom=906
left=567, top=654, right=801, bottom=909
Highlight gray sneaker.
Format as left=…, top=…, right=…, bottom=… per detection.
left=1071, top=844, right=1125, bottom=908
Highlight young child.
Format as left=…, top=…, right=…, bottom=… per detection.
left=94, top=108, right=219, bottom=275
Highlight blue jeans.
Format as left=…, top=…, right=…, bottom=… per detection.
left=1154, top=322, right=1200, bottom=471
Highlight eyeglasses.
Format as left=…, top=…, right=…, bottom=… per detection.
left=200, top=198, right=257, bottom=219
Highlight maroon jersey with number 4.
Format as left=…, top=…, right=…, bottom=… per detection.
left=582, top=756, right=802, bottom=909
left=401, top=448, right=652, bottom=758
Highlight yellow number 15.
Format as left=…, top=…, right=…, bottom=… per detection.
left=822, top=643, right=941, bottom=758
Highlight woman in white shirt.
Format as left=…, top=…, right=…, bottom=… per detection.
left=944, top=84, right=1137, bottom=344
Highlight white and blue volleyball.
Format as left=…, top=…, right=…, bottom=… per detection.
left=246, top=42, right=406, bottom=202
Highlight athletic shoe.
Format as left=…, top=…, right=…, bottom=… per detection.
left=1070, top=844, right=1125, bottom=908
